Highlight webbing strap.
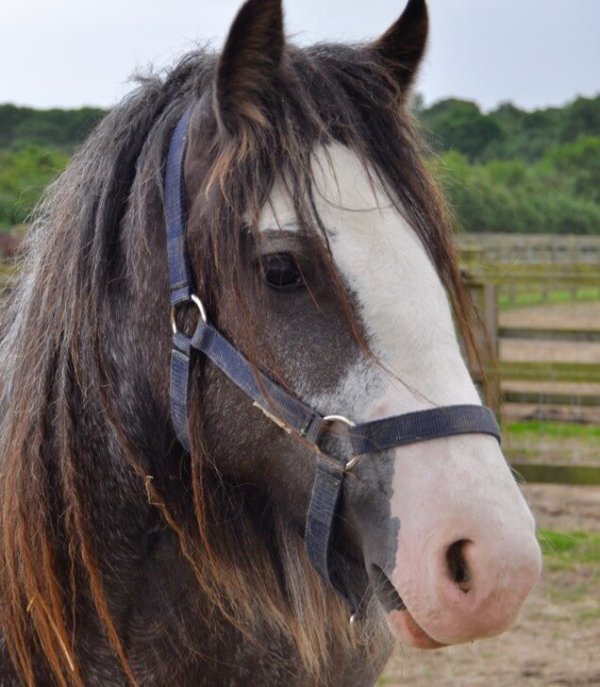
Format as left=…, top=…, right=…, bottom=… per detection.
left=305, top=458, right=354, bottom=610
left=350, top=405, right=500, bottom=455
left=170, top=341, right=193, bottom=451
left=165, top=108, right=194, bottom=307
left=163, top=108, right=503, bottom=614
left=189, top=321, right=324, bottom=442
left=165, top=107, right=196, bottom=450
left=173, top=320, right=500, bottom=615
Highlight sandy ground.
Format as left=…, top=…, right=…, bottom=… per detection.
left=525, top=484, right=600, bottom=532
left=379, top=484, right=600, bottom=687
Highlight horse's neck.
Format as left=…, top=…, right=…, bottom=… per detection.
left=48, top=428, right=385, bottom=685
left=109, top=529, right=383, bottom=687
left=63, top=493, right=383, bottom=686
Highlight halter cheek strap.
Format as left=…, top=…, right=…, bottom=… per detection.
left=163, top=108, right=501, bottom=614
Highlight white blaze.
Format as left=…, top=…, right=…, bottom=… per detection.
left=260, top=142, right=479, bottom=418
left=259, top=143, right=540, bottom=645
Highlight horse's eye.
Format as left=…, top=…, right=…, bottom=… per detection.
left=262, top=253, right=304, bottom=291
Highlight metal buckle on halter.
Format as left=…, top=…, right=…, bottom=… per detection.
left=321, top=415, right=360, bottom=472
left=170, top=294, right=208, bottom=335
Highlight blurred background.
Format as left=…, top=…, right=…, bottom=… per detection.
left=0, top=1, right=598, bottom=685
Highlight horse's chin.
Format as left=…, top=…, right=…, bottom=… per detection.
left=386, top=609, right=446, bottom=650
left=369, top=566, right=446, bottom=650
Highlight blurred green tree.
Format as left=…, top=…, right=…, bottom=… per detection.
left=0, top=146, right=68, bottom=226
left=1, top=96, right=599, bottom=234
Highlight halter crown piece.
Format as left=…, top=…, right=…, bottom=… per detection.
left=164, top=107, right=501, bottom=614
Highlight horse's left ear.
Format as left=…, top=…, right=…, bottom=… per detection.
left=369, top=0, right=428, bottom=93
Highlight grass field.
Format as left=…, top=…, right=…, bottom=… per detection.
left=503, top=420, right=600, bottom=470
left=498, top=286, right=600, bottom=310
left=539, top=529, right=600, bottom=571
left=505, top=420, right=600, bottom=441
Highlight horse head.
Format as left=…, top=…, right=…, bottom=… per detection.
left=178, top=0, right=541, bottom=650
left=0, top=0, right=541, bottom=683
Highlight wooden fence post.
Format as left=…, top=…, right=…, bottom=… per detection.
left=460, top=245, right=501, bottom=412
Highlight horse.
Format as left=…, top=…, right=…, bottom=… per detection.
left=0, top=0, right=542, bottom=685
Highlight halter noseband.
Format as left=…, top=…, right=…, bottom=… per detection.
left=164, top=108, right=501, bottom=613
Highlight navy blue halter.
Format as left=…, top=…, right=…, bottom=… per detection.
left=164, top=108, right=501, bottom=613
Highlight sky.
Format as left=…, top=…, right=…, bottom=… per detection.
left=1, top=0, right=599, bottom=112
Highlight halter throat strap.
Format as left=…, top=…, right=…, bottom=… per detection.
left=163, top=108, right=501, bottom=614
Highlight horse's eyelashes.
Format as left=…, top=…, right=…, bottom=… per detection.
left=261, top=252, right=305, bottom=291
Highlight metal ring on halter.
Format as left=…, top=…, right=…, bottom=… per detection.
left=171, top=294, right=208, bottom=335
left=321, top=415, right=360, bottom=472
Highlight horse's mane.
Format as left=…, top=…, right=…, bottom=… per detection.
left=0, top=43, right=475, bottom=686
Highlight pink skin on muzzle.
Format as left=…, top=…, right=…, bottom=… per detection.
left=385, top=434, right=542, bottom=648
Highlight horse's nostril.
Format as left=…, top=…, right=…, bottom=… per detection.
left=445, top=539, right=473, bottom=593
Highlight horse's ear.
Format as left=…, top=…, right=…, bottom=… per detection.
left=214, top=0, right=284, bottom=133
left=369, top=0, right=428, bottom=93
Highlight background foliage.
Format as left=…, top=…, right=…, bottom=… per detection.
left=0, top=95, right=599, bottom=232
left=418, top=95, right=600, bottom=235
left=0, top=105, right=103, bottom=227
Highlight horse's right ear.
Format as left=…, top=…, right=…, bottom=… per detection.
left=214, top=0, right=284, bottom=133
left=369, top=0, right=429, bottom=94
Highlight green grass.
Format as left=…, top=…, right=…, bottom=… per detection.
left=538, top=530, right=600, bottom=604
left=538, top=529, right=600, bottom=567
left=505, top=420, right=600, bottom=441
left=498, top=287, right=600, bottom=309
left=577, top=607, right=600, bottom=621
left=505, top=420, right=600, bottom=477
